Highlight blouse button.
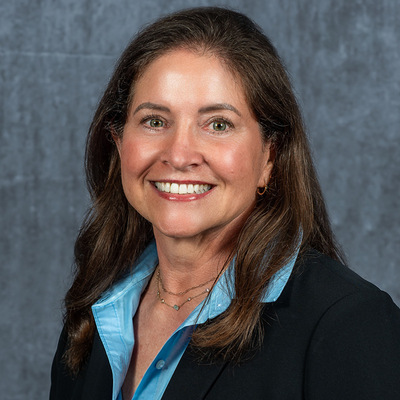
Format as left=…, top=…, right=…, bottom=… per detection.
left=155, top=360, right=165, bottom=370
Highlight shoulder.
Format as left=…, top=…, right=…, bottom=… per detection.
left=264, top=248, right=400, bottom=349
left=268, top=249, right=400, bottom=399
left=273, top=248, right=400, bottom=342
left=276, top=248, right=398, bottom=312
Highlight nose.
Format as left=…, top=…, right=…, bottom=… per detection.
left=161, top=123, right=204, bottom=170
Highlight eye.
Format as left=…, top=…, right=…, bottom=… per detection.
left=149, top=118, right=164, bottom=128
left=207, top=118, right=233, bottom=133
left=212, top=121, right=227, bottom=131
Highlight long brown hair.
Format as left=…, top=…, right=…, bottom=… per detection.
left=64, top=6, right=344, bottom=373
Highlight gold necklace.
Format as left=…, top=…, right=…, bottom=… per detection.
left=157, top=268, right=215, bottom=296
left=156, top=269, right=212, bottom=311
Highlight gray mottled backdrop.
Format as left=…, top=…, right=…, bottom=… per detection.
left=1, top=0, right=399, bottom=398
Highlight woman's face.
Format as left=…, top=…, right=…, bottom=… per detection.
left=117, top=49, right=273, bottom=242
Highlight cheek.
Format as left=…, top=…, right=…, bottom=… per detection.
left=216, top=143, right=264, bottom=185
left=119, top=139, right=153, bottom=178
left=216, top=151, right=237, bottom=177
left=118, top=141, right=151, bottom=211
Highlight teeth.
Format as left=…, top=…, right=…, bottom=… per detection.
left=170, top=183, right=179, bottom=193
left=154, top=182, right=212, bottom=194
left=178, top=184, right=187, bottom=194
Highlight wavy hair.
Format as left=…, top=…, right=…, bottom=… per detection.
left=64, top=7, right=344, bottom=373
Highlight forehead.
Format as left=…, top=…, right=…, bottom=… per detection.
left=130, top=49, right=249, bottom=111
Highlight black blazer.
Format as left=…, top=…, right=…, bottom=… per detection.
left=50, top=250, right=400, bottom=399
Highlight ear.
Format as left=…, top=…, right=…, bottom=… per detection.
left=257, top=142, right=275, bottom=187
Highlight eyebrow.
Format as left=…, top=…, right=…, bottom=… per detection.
left=132, top=102, right=242, bottom=117
left=133, top=102, right=171, bottom=115
left=199, top=103, right=242, bottom=117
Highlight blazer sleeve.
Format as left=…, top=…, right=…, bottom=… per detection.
left=304, top=289, right=400, bottom=399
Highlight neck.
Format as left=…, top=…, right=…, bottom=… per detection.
left=152, top=228, right=236, bottom=294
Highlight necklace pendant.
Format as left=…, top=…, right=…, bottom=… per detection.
left=173, top=305, right=180, bottom=311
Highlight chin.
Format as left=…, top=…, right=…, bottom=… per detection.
left=155, top=226, right=203, bottom=240
left=149, top=211, right=209, bottom=237
left=152, top=218, right=214, bottom=240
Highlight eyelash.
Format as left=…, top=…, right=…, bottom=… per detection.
left=207, top=117, right=234, bottom=132
left=139, top=115, right=235, bottom=132
left=140, top=114, right=166, bottom=129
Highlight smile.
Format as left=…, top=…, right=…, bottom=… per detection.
left=154, top=182, right=212, bottom=194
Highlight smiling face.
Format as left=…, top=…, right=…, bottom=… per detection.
left=116, top=49, right=273, bottom=244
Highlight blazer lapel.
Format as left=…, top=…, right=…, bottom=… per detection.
left=81, top=330, right=113, bottom=400
left=162, top=346, right=227, bottom=400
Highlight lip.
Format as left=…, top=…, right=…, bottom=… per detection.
left=151, top=180, right=215, bottom=201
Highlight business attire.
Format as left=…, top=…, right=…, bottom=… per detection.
left=50, top=247, right=400, bottom=399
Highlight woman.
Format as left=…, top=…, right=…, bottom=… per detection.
left=50, top=7, right=400, bottom=400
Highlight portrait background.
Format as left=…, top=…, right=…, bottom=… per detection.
left=1, top=0, right=399, bottom=398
